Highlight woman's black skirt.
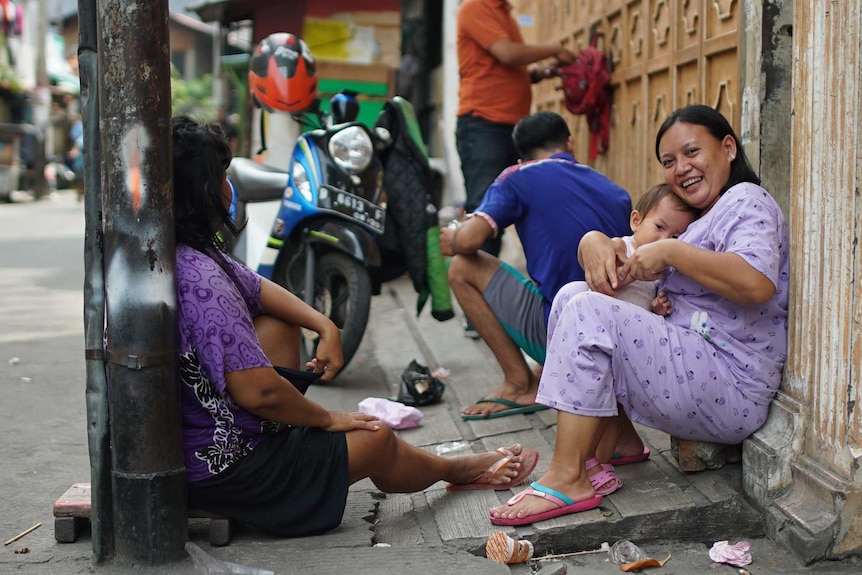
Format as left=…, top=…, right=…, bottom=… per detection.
left=188, top=426, right=349, bottom=538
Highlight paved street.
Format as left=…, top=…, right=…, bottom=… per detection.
left=1, top=191, right=860, bottom=574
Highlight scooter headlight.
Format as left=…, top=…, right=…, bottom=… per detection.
left=292, top=161, right=313, bottom=202
left=328, top=126, right=373, bottom=174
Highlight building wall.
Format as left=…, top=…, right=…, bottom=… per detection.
left=746, top=0, right=862, bottom=562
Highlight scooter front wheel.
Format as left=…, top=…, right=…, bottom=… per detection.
left=291, top=251, right=372, bottom=378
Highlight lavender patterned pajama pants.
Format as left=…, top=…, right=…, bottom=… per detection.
left=536, top=285, right=768, bottom=443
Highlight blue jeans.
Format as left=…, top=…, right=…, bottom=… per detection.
left=456, top=115, right=519, bottom=257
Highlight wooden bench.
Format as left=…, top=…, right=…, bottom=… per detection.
left=670, top=438, right=741, bottom=472
left=52, top=483, right=234, bottom=546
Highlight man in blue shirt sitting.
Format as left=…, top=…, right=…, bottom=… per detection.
left=440, top=111, right=632, bottom=420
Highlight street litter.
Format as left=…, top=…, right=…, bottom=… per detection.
left=186, top=542, right=274, bottom=575
left=8, top=356, right=19, bottom=365
left=609, top=540, right=646, bottom=564
left=4, top=522, right=41, bottom=546
left=619, top=554, right=671, bottom=572
left=435, top=441, right=467, bottom=455
left=397, top=359, right=445, bottom=406
left=431, top=367, right=450, bottom=378
left=533, top=541, right=610, bottom=561
left=485, top=531, right=534, bottom=564
left=20, top=377, right=31, bottom=383
left=609, top=539, right=672, bottom=571
left=358, top=397, right=423, bottom=429
left=13, top=547, right=29, bottom=554
left=708, top=540, right=752, bottom=567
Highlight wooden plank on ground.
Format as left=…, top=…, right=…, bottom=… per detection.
left=396, top=401, right=463, bottom=447
left=426, top=488, right=502, bottom=542
left=375, top=493, right=424, bottom=546
left=610, top=462, right=695, bottom=517
left=363, top=289, right=426, bottom=399
left=685, top=471, right=740, bottom=503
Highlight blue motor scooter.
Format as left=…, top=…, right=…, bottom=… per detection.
left=228, top=92, right=388, bottom=372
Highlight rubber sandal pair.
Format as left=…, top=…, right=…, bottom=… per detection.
left=611, top=446, right=650, bottom=466
left=489, top=481, right=603, bottom=526
left=586, top=457, right=622, bottom=496
left=446, top=446, right=539, bottom=492
left=461, top=397, right=549, bottom=420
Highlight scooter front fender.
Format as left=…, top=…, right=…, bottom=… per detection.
left=305, top=221, right=381, bottom=268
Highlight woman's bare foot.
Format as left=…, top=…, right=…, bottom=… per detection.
left=489, top=466, right=595, bottom=521
left=448, top=444, right=527, bottom=487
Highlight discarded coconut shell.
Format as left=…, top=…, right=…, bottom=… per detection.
left=486, top=531, right=534, bottom=564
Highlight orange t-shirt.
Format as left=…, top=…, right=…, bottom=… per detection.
left=457, top=0, right=532, bottom=125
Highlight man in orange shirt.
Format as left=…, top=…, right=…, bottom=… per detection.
left=456, top=0, right=574, bottom=337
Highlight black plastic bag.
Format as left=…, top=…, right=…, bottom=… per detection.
left=398, top=359, right=445, bottom=407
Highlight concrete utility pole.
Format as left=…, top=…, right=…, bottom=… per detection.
left=94, top=0, right=186, bottom=565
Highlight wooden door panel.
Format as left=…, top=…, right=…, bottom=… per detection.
left=706, top=0, right=738, bottom=40
left=514, top=0, right=739, bottom=196
left=706, top=49, right=739, bottom=130
left=627, top=1, right=648, bottom=68
left=677, top=60, right=700, bottom=109
left=621, top=77, right=647, bottom=196
left=678, top=0, right=701, bottom=50
left=648, top=71, right=672, bottom=191
left=650, top=0, right=673, bottom=59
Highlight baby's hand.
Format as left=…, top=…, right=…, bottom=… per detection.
left=651, top=291, right=673, bottom=316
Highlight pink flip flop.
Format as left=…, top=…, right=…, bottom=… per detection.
left=446, top=447, right=539, bottom=492
left=489, top=482, right=603, bottom=526
left=586, top=458, right=622, bottom=496
left=611, top=446, right=650, bottom=466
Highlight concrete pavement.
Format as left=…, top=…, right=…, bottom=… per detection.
left=1, top=190, right=860, bottom=574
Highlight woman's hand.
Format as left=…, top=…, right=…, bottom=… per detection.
left=306, top=325, right=344, bottom=382
left=578, top=231, right=629, bottom=296
left=323, top=410, right=380, bottom=433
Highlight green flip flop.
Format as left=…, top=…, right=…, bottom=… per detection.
left=462, top=397, right=550, bottom=420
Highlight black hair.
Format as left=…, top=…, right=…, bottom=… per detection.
left=654, top=104, right=760, bottom=193
left=512, top=111, right=571, bottom=160
left=636, top=183, right=699, bottom=218
left=171, top=115, right=238, bottom=257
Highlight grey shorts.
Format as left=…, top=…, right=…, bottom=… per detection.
left=484, top=262, right=547, bottom=364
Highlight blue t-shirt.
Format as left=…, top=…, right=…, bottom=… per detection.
left=475, top=153, right=632, bottom=318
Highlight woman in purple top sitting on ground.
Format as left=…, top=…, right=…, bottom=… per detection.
left=489, top=105, right=790, bottom=526
left=170, top=116, right=539, bottom=537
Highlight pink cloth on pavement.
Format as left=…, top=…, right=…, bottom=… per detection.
left=709, top=540, right=752, bottom=567
left=358, top=397, right=423, bottom=429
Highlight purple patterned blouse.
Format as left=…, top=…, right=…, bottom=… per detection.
left=176, top=245, right=284, bottom=482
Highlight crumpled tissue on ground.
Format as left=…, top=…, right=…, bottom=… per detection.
left=708, top=540, right=752, bottom=567
left=358, top=397, right=423, bottom=429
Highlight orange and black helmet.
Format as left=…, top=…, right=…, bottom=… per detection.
left=249, top=33, right=317, bottom=113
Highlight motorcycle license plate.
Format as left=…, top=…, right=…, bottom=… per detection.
left=331, top=190, right=385, bottom=232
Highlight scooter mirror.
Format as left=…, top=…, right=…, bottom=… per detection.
left=331, top=91, right=359, bottom=124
